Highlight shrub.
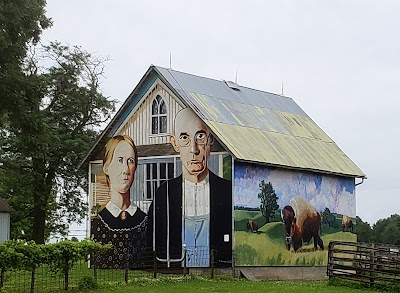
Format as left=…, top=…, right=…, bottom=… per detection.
left=78, top=275, right=98, bottom=290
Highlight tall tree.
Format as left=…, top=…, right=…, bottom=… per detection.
left=0, top=42, right=115, bottom=243
left=0, top=0, right=51, bottom=119
left=373, top=214, right=400, bottom=245
left=258, top=180, right=278, bottom=224
left=354, top=216, right=372, bottom=243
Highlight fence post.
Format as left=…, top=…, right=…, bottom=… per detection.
left=30, top=267, right=35, bottom=293
left=370, top=243, right=375, bottom=287
left=124, top=253, right=129, bottom=284
left=153, top=251, right=157, bottom=279
left=183, top=248, right=187, bottom=276
left=93, top=254, right=97, bottom=281
left=64, top=270, right=68, bottom=291
left=232, top=249, right=235, bottom=278
left=327, top=242, right=334, bottom=279
left=210, top=249, right=215, bottom=279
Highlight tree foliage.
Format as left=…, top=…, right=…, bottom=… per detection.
left=372, top=214, right=400, bottom=245
left=0, top=42, right=115, bottom=243
left=258, top=180, right=279, bottom=224
left=0, top=0, right=51, bottom=119
left=0, top=239, right=111, bottom=290
left=355, top=216, right=373, bottom=243
left=354, top=214, right=400, bottom=245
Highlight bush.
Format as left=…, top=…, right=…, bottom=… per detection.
left=78, top=275, right=98, bottom=290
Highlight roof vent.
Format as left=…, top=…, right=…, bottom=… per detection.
left=224, top=80, right=240, bottom=91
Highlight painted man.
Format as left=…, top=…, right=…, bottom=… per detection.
left=147, top=108, right=232, bottom=268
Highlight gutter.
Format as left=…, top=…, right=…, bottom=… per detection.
left=355, top=177, right=366, bottom=186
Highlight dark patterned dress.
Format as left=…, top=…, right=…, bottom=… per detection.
left=91, top=207, right=147, bottom=269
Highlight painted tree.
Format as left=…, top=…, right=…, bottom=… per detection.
left=0, top=42, right=115, bottom=243
left=258, top=180, right=278, bottom=224
left=322, top=207, right=336, bottom=227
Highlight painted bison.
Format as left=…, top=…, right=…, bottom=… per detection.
left=246, top=220, right=258, bottom=233
left=281, top=196, right=324, bottom=252
left=341, top=214, right=353, bottom=232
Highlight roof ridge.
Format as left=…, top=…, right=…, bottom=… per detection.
left=154, top=65, right=293, bottom=100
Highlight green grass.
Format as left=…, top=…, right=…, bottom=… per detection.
left=1, top=266, right=394, bottom=293
left=62, top=276, right=379, bottom=293
left=1, top=262, right=151, bottom=293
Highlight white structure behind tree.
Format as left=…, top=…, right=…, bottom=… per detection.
left=0, top=197, right=13, bottom=243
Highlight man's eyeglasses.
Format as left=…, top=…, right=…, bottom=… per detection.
left=177, top=132, right=211, bottom=147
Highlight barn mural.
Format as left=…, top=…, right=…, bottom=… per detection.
left=86, top=65, right=364, bottom=270
left=90, top=108, right=232, bottom=269
left=234, top=161, right=357, bottom=266
left=91, top=135, right=147, bottom=269
left=147, top=108, right=232, bottom=268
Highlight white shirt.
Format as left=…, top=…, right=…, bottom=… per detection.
left=182, top=175, right=210, bottom=217
left=182, top=175, right=210, bottom=267
left=105, top=200, right=137, bottom=218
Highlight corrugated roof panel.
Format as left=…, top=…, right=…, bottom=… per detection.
left=206, top=121, right=364, bottom=177
left=155, top=66, right=365, bottom=178
left=157, top=66, right=306, bottom=115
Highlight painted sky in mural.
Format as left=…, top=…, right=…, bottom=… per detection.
left=234, top=162, right=355, bottom=217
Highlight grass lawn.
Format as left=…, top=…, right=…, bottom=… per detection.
left=66, top=277, right=378, bottom=293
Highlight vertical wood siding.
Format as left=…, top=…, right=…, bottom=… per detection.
left=119, top=82, right=183, bottom=146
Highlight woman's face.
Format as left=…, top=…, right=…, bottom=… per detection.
left=105, top=141, right=136, bottom=195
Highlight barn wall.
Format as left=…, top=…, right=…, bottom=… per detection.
left=0, top=213, right=10, bottom=243
left=233, top=161, right=356, bottom=266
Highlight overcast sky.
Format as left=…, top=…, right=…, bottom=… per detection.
left=42, top=0, right=399, bottom=229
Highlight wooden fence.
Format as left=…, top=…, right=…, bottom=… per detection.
left=327, top=241, right=400, bottom=287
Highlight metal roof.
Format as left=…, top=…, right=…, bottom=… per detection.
left=80, top=65, right=365, bottom=178
left=154, top=66, right=365, bottom=178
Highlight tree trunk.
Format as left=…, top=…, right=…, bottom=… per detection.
left=264, top=212, right=270, bottom=224
left=31, top=164, right=54, bottom=244
left=0, top=269, right=4, bottom=289
left=32, top=196, right=46, bottom=244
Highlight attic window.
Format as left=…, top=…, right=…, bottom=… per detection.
left=224, top=80, right=240, bottom=91
left=151, top=95, right=167, bottom=134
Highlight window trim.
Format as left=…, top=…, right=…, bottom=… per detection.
left=151, top=95, right=168, bottom=135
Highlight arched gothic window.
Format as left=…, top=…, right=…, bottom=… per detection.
left=151, top=95, right=167, bottom=134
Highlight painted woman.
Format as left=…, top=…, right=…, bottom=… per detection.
left=91, top=135, right=147, bottom=268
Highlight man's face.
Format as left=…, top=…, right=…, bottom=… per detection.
left=104, top=141, right=136, bottom=194
left=172, top=110, right=211, bottom=182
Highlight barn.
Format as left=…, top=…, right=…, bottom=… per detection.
left=0, top=197, right=13, bottom=243
left=81, top=65, right=365, bottom=270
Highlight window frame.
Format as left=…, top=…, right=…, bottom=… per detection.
left=151, top=95, right=168, bottom=135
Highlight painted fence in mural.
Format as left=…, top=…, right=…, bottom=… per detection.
left=234, top=161, right=357, bottom=266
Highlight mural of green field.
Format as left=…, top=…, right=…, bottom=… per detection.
left=234, top=210, right=357, bottom=266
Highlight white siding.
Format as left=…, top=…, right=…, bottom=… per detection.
left=117, top=80, right=184, bottom=146
left=0, top=213, right=10, bottom=243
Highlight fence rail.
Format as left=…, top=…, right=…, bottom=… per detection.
left=0, top=248, right=228, bottom=293
left=327, top=241, right=400, bottom=287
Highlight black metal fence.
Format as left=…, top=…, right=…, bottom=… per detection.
left=327, top=241, right=400, bottom=288
left=1, top=247, right=232, bottom=292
